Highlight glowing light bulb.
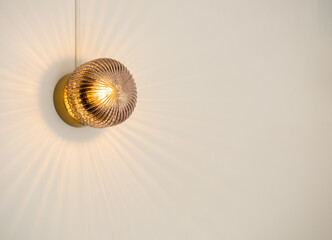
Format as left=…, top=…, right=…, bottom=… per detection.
left=96, top=87, right=114, bottom=100
left=53, top=58, right=137, bottom=128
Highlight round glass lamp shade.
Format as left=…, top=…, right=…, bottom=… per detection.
left=54, top=58, right=137, bottom=128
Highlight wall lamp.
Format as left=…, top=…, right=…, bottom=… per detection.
left=53, top=58, right=137, bottom=128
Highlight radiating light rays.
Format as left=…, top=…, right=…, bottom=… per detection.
left=6, top=135, right=64, bottom=237
left=93, top=130, right=175, bottom=235
left=120, top=120, right=197, bottom=177
left=0, top=0, right=75, bottom=150
left=103, top=128, right=171, bottom=205
left=93, top=1, right=151, bottom=59
left=88, top=138, right=125, bottom=236
left=80, top=0, right=161, bottom=62
left=79, top=0, right=126, bottom=59
left=1, top=135, right=53, bottom=236
left=0, top=6, right=73, bottom=69
left=101, top=122, right=200, bottom=226
left=0, top=0, right=213, bottom=238
left=74, top=144, right=98, bottom=237
left=49, top=145, right=76, bottom=238
left=123, top=100, right=219, bottom=188
left=78, top=0, right=119, bottom=62
left=0, top=1, right=78, bottom=238
left=29, top=140, right=67, bottom=237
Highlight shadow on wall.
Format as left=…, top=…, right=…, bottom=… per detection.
left=39, top=59, right=102, bottom=142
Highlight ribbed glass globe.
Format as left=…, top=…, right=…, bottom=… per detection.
left=64, top=58, right=137, bottom=128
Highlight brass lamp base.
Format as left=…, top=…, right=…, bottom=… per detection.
left=53, top=74, right=85, bottom=127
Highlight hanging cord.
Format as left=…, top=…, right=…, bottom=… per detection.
left=75, top=0, right=80, bottom=68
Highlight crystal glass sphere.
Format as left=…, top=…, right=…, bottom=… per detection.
left=64, top=58, right=137, bottom=128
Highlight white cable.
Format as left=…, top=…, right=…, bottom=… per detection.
left=75, top=0, right=80, bottom=68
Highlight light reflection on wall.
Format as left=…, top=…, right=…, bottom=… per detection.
left=1, top=0, right=332, bottom=239
left=0, top=1, right=203, bottom=239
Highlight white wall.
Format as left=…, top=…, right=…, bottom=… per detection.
left=1, top=0, right=332, bottom=239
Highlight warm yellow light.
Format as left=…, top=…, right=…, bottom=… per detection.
left=96, top=86, right=114, bottom=100
left=53, top=58, right=137, bottom=128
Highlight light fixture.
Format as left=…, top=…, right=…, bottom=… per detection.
left=53, top=58, right=137, bottom=128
